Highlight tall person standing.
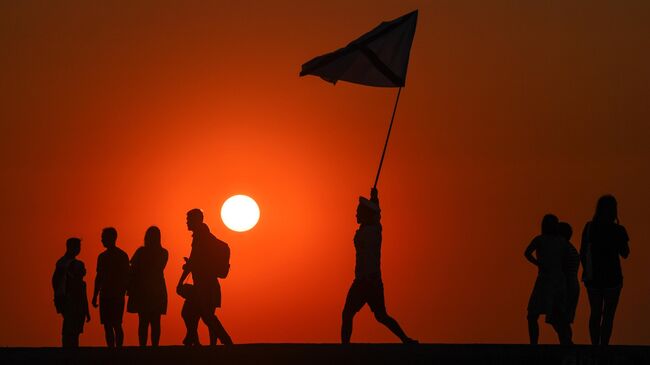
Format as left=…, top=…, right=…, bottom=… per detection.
left=127, top=226, right=168, bottom=347
left=581, top=195, right=630, bottom=345
left=92, top=227, right=130, bottom=348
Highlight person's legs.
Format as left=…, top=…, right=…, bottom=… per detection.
left=100, top=300, right=115, bottom=348
left=101, top=298, right=124, bottom=348
left=549, top=303, right=572, bottom=345
left=551, top=321, right=573, bottom=345
left=115, top=298, right=125, bottom=347
left=600, top=288, right=621, bottom=345
left=209, top=326, right=217, bottom=346
left=373, top=310, right=412, bottom=343
left=341, top=309, right=355, bottom=344
left=367, top=279, right=416, bottom=344
left=587, top=288, right=604, bottom=345
left=62, top=334, right=73, bottom=348
left=200, top=308, right=232, bottom=345
left=62, top=334, right=79, bottom=348
left=138, top=313, right=150, bottom=347
left=527, top=312, right=540, bottom=345
left=103, top=324, right=115, bottom=348
left=566, top=324, right=573, bottom=345
left=341, top=281, right=366, bottom=344
left=181, top=300, right=200, bottom=346
left=150, top=314, right=161, bottom=347
left=61, top=315, right=71, bottom=348
left=114, top=324, right=124, bottom=347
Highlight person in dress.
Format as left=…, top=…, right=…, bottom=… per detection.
left=525, top=214, right=571, bottom=344
left=127, top=226, right=168, bottom=347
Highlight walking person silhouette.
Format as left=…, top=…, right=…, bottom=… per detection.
left=581, top=195, right=630, bottom=345
left=92, top=227, right=130, bottom=348
left=52, top=238, right=90, bottom=348
left=341, top=188, right=417, bottom=344
left=177, top=209, right=232, bottom=346
left=524, top=214, right=572, bottom=345
left=127, top=226, right=168, bottom=347
left=177, top=260, right=205, bottom=346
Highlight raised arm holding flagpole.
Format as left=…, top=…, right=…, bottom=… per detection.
left=300, top=9, right=419, bottom=345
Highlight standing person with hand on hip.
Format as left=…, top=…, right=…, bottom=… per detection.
left=525, top=214, right=572, bottom=345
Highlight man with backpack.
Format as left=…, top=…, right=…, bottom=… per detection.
left=52, top=237, right=90, bottom=348
left=177, top=208, right=232, bottom=345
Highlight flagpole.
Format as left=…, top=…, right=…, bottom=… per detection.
left=373, top=87, right=402, bottom=189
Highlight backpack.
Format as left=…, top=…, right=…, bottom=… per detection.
left=212, top=238, right=230, bottom=279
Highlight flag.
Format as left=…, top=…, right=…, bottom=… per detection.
left=300, top=10, right=418, bottom=88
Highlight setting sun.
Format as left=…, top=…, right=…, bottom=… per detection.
left=220, top=195, right=260, bottom=232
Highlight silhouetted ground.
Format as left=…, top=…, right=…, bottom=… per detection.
left=2, top=344, right=650, bottom=365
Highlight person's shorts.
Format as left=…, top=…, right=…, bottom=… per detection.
left=62, top=312, right=85, bottom=335
left=100, top=297, right=125, bottom=325
left=343, top=276, right=386, bottom=315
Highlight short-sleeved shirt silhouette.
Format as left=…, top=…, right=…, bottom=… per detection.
left=97, top=246, right=130, bottom=299
left=582, top=221, right=629, bottom=289
left=354, top=224, right=382, bottom=279
left=53, top=256, right=89, bottom=335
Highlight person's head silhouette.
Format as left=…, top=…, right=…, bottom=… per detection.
left=594, top=194, right=618, bottom=224
left=186, top=208, right=204, bottom=232
left=66, top=237, right=81, bottom=257
left=541, top=214, right=559, bottom=235
left=356, top=197, right=380, bottom=225
left=144, top=226, right=162, bottom=248
left=558, top=222, right=573, bottom=241
left=101, top=227, right=118, bottom=248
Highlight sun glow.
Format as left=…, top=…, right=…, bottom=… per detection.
left=220, top=195, right=260, bottom=232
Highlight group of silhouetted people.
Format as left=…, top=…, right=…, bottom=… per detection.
left=52, top=209, right=231, bottom=348
left=525, top=195, right=630, bottom=346
left=52, top=189, right=417, bottom=348
left=53, top=192, right=629, bottom=348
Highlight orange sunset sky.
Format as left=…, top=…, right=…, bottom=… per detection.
left=1, top=1, right=649, bottom=346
